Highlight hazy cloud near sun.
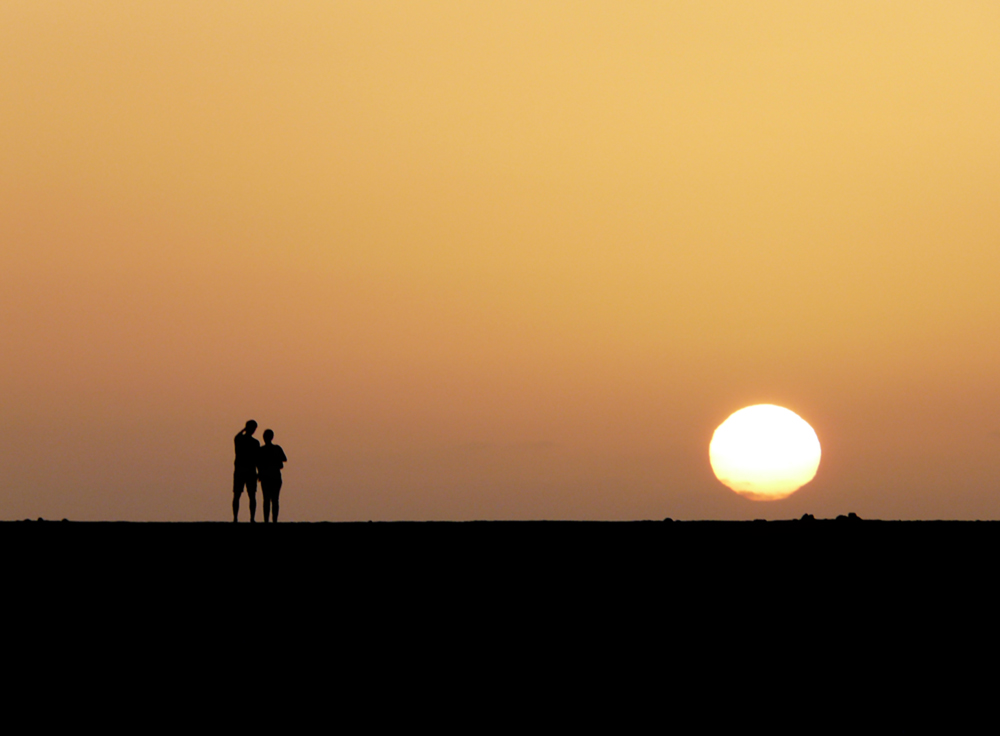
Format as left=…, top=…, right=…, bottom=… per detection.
left=445, top=441, right=559, bottom=455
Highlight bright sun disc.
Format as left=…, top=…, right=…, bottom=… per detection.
left=709, top=404, right=821, bottom=501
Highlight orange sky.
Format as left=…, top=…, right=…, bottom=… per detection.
left=3, top=2, right=1000, bottom=520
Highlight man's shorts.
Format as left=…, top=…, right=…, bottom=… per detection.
left=233, top=469, right=257, bottom=497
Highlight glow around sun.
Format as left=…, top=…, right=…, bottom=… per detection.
left=709, top=404, right=821, bottom=501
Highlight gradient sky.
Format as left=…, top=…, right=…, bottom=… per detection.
left=3, top=2, right=1000, bottom=520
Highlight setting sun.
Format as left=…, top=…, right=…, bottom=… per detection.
left=709, top=405, right=821, bottom=502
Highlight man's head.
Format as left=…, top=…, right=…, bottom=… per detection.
left=245, top=420, right=258, bottom=435
left=263, top=429, right=274, bottom=443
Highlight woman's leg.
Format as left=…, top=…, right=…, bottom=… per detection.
left=272, top=479, right=282, bottom=522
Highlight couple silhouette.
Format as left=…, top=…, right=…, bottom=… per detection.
left=233, top=420, right=287, bottom=523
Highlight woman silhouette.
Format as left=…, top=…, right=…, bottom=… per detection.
left=258, top=429, right=288, bottom=523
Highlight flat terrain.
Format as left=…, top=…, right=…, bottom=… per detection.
left=4, top=518, right=992, bottom=702
left=6, top=517, right=995, bottom=596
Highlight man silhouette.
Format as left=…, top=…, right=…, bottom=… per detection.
left=233, top=420, right=260, bottom=522
left=258, top=429, right=288, bottom=523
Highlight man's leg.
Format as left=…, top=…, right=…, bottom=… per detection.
left=273, top=480, right=282, bottom=523
left=233, top=471, right=243, bottom=522
left=248, top=474, right=257, bottom=522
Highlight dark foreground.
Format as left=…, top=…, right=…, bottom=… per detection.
left=4, top=518, right=992, bottom=713
left=6, top=516, right=996, bottom=600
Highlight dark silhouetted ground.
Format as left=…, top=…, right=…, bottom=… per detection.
left=5, top=516, right=993, bottom=609
left=4, top=516, right=990, bottom=712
